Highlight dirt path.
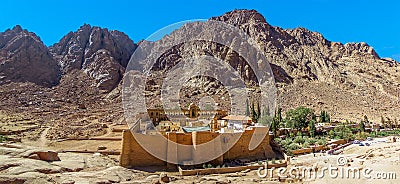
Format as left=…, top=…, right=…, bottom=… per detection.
left=92, top=124, right=113, bottom=138
left=38, top=127, right=50, bottom=148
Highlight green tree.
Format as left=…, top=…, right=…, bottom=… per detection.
left=245, top=99, right=250, bottom=117
left=308, top=119, right=317, bottom=137
left=285, top=107, right=316, bottom=132
left=270, top=107, right=283, bottom=136
left=319, top=111, right=330, bottom=123
left=251, top=102, right=257, bottom=122
left=359, top=120, right=365, bottom=132
left=257, top=102, right=261, bottom=120
left=333, top=122, right=354, bottom=141
left=276, top=108, right=282, bottom=124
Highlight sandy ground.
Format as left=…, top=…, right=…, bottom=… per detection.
left=287, top=138, right=400, bottom=184
left=12, top=127, right=400, bottom=183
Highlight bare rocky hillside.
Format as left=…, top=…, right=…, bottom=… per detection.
left=0, top=10, right=399, bottom=141
left=212, top=10, right=400, bottom=122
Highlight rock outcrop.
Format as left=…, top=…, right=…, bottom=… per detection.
left=0, top=144, right=148, bottom=183
left=0, top=25, right=61, bottom=87
left=50, top=24, right=137, bottom=91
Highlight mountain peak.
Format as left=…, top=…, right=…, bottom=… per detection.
left=0, top=26, right=60, bottom=87
left=81, top=23, right=92, bottom=29
left=12, top=25, right=23, bottom=33
left=50, top=24, right=137, bottom=91
left=210, top=9, right=267, bottom=25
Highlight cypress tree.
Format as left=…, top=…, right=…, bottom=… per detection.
left=245, top=99, right=250, bottom=116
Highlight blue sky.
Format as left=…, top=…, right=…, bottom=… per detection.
left=1, top=0, right=399, bottom=60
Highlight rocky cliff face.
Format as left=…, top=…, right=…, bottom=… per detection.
left=211, top=10, right=400, bottom=122
left=0, top=25, right=61, bottom=87
left=50, top=24, right=137, bottom=91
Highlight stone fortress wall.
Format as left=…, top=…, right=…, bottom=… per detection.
left=120, top=127, right=280, bottom=168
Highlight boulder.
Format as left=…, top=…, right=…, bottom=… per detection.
left=159, top=172, right=170, bottom=183
left=35, top=151, right=60, bottom=162
left=97, top=146, right=107, bottom=151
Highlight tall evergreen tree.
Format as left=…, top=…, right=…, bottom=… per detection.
left=270, top=107, right=282, bottom=136
left=276, top=108, right=282, bottom=123
left=319, top=110, right=330, bottom=123
left=245, top=99, right=250, bottom=116
left=359, top=120, right=365, bottom=132
left=308, top=120, right=317, bottom=137
left=251, top=101, right=257, bottom=122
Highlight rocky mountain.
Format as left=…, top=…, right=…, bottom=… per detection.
left=125, top=9, right=399, bottom=122
left=0, top=25, right=61, bottom=87
left=49, top=24, right=137, bottom=91
left=0, top=9, right=399, bottom=131
left=211, top=10, right=400, bottom=122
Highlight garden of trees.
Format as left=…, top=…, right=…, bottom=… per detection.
left=246, top=102, right=399, bottom=154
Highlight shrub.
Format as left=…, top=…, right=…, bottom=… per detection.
left=294, top=136, right=306, bottom=144
left=308, top=138, right=317, bottom=145
left=287, top=143, right=301, bottom=151
left=328, top=130, right=335, bottom=139
left=0, top=136, right=6, bottom=143
left=279, top=138, right=292, bottom=148
left=274, top=138, right=283, bottom=145
left=317, top=139, right=326, bottom=145
left=355, top=132, right=368, bottom=140
left=302, top=141, right=310, bottom=148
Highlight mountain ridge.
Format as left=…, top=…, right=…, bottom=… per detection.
left=0, top=9, right=399, bottom=124
left=210, top=10, right=399, bottom=122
